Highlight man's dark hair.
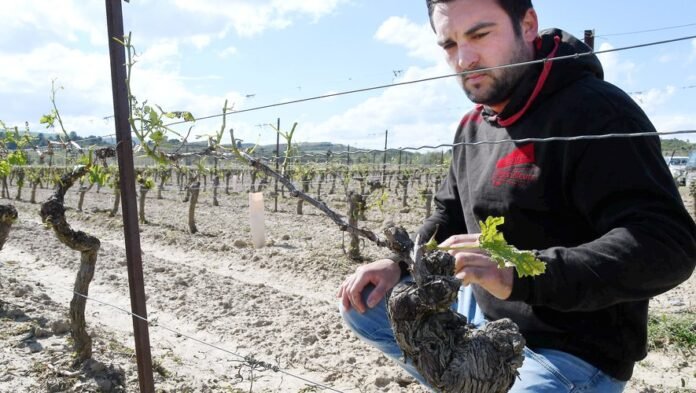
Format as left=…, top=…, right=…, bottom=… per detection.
left=426, top=0, right=533, bottom=36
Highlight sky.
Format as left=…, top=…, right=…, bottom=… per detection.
left=1, top=0, right=696, bottom=151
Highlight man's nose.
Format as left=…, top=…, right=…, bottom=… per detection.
left=457, top=44, right=479, bottom=71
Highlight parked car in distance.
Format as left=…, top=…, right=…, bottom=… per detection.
left=665, top=156, right=688, bottom=186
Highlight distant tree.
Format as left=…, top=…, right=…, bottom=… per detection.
left=662, top=138, right=695, bottom=156
left=69, top=131, right=78, bottom=141
left=37, top=133, right=48, bottom=146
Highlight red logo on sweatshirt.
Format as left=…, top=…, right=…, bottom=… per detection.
left=493, top=144, right=539, bottom=187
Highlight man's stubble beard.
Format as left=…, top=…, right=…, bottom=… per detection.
left=461, top=39, right=532, bottom=107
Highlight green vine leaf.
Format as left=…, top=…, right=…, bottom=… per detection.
left=427, top=216, right=546, bottom=278
left=479, top=216, right=546, bottom=277
left=88, top=165, right=110, bottom=187
left=7, top=151, right=26, bottom=166
left=0, top=161, right=10, bottom=177
left=39, top=112, right=56, bottom=127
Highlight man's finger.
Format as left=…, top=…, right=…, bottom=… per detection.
left=348, top=279, right=368, bottom=314
left=454, top=252, right=495, bottom=273
left=366, top=281, right=388, bottom=309
left=341, top=292, right=352, bottom=311
left=455, top=266, right=489, bottom=285
left=440, top=233, right=479, bottom=247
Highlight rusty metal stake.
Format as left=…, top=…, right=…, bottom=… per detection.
left=584, top=29, right=595, bottom=50
left=104, top=1, right=155, bottom=392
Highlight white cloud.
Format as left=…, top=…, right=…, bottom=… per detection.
left=271, top=0, right=344, bottom=19
left=0, top=1, right=104, bottom=46
left=49, top=115, right=115, bottom=140
left=173, top=0, right=346, bottom=37
left=301, top=62, right=468, bottom=149
left=294, top=16, right=467, bottom=149
left=0, top=37, right=242, bottom=141
left=374, top=17, right=440, bottom=61
left=658, top=54, right=674, bottom=64
left=597, top=42, right=637, bottom=86
left=651, top=114, right=696, bottom=139
left=218, top=46, right=239, bottom=59
left=630, top=86, right=676, bottom=114
left=0, top=43, right=110, bottom=99
left=137, top=39, right=182, bottom=72
left=189, top=34, right=213, bottom=50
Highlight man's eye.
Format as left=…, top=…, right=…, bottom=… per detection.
left=442, top=42, right=455, bottom=50
left=472, top=32, right=489, bottom=40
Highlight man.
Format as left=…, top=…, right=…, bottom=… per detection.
left=337, top=0, right=696, bottom=391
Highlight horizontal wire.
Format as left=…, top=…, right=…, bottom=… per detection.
left=16, top=130, right=696, bottom=163
left=627, top=83, right=696, bottom=96
left=256, top=129, right=696, bottom=160
left=13, top=84, right=696, bottom=154
left=162, top=34, right=696, bottom=127
left=596, top=22, right=696, bottom=38
left=48, top=286, right=346, bottom=393
left=6, top=36, right=694, bottom=150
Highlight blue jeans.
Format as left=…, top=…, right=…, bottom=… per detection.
left=339, top=278, right=627, bottom=392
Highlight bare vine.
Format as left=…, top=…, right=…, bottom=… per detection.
left=40, top=165, right=101, bottom=364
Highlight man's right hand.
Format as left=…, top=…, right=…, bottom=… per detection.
left=336, top=259, right=402, bottom=313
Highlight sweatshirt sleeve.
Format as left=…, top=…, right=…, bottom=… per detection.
left=508, top=119, right=696, bottom=311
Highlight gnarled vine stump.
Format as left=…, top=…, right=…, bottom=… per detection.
left=384, top=227, right=525, bottom=393
left=40, top=166, right=100, bottom=364
left=0, top=204, right=18, bottom=250
left=239, top=151, right=526, bottom=391
left=188, top=180, right=200, bottom=234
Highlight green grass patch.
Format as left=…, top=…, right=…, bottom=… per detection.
left=648, top=312, right=696, bottom=350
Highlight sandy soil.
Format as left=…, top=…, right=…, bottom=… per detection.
left=0, top=178, right=694, bottom=392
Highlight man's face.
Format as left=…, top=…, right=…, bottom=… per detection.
left=432, top=0, right=536, bottom=109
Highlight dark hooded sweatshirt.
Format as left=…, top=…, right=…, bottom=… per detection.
left=416, top=29, right=696, bottom=381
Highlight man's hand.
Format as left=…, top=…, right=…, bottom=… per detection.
left=337, top=259, right=402, bottom=313
left=441, top=234, right=514, bottom=300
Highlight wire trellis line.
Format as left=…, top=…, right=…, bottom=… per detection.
left=51, top=286, right=346, bottom=393
left=16, top=130, right=696, bottom=163
left=161, top=34, right=696, bottom=127
left=250, top=129, right=696, bottom=161
left=596, top=22, right=696, bottom=38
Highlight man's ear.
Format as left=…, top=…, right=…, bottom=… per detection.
left=521, top=8, right=539, bottom=43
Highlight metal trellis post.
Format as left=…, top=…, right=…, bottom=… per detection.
left=104, top=1, right=155, bottom=392
left=584, top=29, right=595, bottom=50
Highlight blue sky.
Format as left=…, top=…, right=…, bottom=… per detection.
left=1, top=0, right=695, bottom=150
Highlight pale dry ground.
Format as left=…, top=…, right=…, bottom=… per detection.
left=0, top=180, right=694, bottom=392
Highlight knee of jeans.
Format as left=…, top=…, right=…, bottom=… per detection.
left=338, top=286, right=390, bottom=342
left=338, top=302, right=377, bottom=341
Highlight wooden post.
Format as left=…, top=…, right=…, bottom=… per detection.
left=274, top=118, right=280, bottom=212
left=104, top=1, right=155, bottom=392
left=382, top=130, right=388, bottom=183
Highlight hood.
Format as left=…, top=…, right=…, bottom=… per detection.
left=483, top=28, right=604, bottom=127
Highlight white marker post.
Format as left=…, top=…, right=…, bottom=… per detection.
left=249, top=192, right=265, bottom=248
